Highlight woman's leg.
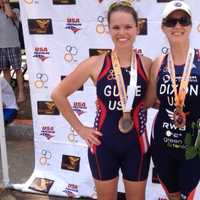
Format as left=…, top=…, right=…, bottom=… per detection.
left=94, top=177, right=118, bottom=200
left=124, top=179, right=147, bottom=200
left=15, top=68, right=25, bottom=102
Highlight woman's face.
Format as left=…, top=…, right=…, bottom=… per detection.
left=162, top=10, right=192, bottom=44
left=109, top=11, right=138, bottom=49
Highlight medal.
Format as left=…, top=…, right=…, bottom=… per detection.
left=111, top=51, right=137, bottom=134
left=118, top=112, right=133, bottom=134
left=167, top=48, right=194, bottom=129
left=174, top=106, right=186, bottom=128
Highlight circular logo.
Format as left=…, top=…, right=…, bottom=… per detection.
left=66, top=127, right=78, bottom=143
left=96, top=16, right=109, bottom=34
left=161, top=47, right=169, bottom=54
left=34, top=73, right=48, bottom=88
left=166, top=130, right=172, bottom=137
left=64, top=45, right=78, bottom=62
left=174, top=2, right=182, bottom=7
left=39, top=149, right=52, bottom=165
left=162, top=74, right=170, bottom=83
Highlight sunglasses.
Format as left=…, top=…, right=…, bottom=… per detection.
left=162, top=16, right=192, bottom=27
left=108, top=1, right=132, bottom=12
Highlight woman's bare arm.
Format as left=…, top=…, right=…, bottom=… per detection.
left=51, top=55, right=104, bottom=146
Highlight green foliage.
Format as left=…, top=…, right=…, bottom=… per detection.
left=184, top=133, right=192, bottom=146
left=185, top=146, right=197, bottom=160
left=185, top=121, right=200, bottom=160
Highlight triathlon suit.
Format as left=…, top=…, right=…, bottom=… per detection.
left=88, top=52, right=150, bottom=181
left=151, top=49, right=200, bottom=199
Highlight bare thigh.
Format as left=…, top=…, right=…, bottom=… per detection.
left=124, top=179, right=147, bottom=200
left=94, top=177, right=118, bottom=200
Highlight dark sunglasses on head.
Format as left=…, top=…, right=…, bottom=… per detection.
left=108, top=1, right=132, bottom=12
left=162, top=16, right=192, bottom=27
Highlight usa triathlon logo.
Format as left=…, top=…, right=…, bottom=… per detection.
left=40, top=126, right=55, bottom=140
left=63, top=184, right=78, bottom=197
left=72, top=102, right=87, bottom=116
left=65, top=18, right=82, bottom=34
left=33, top=47, right=50, bottom=61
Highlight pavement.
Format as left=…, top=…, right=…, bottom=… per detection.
left=0, top=80, right=35, bottom=200
left=0, top=83, right=126, bottom=200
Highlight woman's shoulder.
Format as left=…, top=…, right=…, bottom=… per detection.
left=82, top=53, right=106, bottom=68
left=79, top=53, right=106, bottom=84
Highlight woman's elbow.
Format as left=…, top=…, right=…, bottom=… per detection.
left=51, top=88, right=58, bottom=101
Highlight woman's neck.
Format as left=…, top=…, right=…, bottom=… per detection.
left=170, top=41, right=190, bottom=65
left=114, top=47, right=133, bottom=68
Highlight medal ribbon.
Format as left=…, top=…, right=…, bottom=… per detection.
left=111, top=50, right=137, bottom=113
left=167, top=48, right=195, bottom=109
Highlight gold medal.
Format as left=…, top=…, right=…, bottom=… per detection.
left=174, top=106, right=186, bottom=128
left=118, top=112, right=133, bottom=134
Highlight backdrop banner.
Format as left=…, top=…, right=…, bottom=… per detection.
left=18, top=0, right=200, bottom=199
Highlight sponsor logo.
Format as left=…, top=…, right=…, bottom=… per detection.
left=138, top=18, right=148, bottom=35
left=96, top=16, right=108, bottom=34
left=72, top=102, right=87, bottom=116
left=157, top=0, right=171, bottom=2
left=63, top=184, right=78, bottom=197
left=61, top=155, right=80, bottom=172
left=89, top=48, right=111, bottom=57
left=65, top=18, right=82, bottom=34
left=29, top=178, right=54, bottom=193
left=40, top=126, right=55, bottom=140
left=37, top=101, right=59, bottom=115
left=174, top=2, right=182, bottom=8
left=34, top=73, right=48, bottom=88
left=53, top=0, right=76, bottom=5
left=163, top=137, right=184, bottom=149
left=39, top=149, right=52, bottom=166
left=64, top=45, right=78, bottom=62
left=33, top=47, right=50, bottom=62
left=66, top=127, right=78, bottom=143
left=28, top=19, right=53, bottom=34
left=161, top=46, right=169, bottom=54
left=165, top=130, right=182, bottom=138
